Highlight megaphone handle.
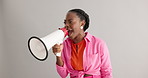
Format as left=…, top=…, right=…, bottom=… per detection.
left=55, top=52, right=61, bottom=57
left=55, top=40, right=63, bottom=57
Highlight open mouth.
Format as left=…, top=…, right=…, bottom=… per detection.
left=68, top=29, right=73, bottom=36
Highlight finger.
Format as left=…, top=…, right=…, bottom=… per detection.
left=54, top=44, right=61, bottom=48
left=52, top=48, right=61, bottom=53
left=52, top=46, right=59, bottom=50
left=60, top=44, right=63, bottom=49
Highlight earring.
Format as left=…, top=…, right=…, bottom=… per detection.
left=80, top=26, right=83, bottom=29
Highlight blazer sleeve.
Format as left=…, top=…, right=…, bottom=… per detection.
left=56, top=50, right=69, bottom=78
left=100, top=41, right=113, bottom=78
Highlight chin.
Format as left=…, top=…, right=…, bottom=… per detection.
left=68, top=36, right=73, bottom=39
left=68, top=35, right=74, bottom=40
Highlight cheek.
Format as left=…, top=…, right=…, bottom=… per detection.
left=71, top=25, right=75, bottom=28
left=71, top=23, right=80, bottom=29
left=71, top=21, right=79, bottom=27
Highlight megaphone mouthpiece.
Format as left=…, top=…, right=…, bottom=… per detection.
left=59, top=27, right=68, bottom=37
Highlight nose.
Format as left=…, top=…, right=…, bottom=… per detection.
left=64, top=24, right=70, bottom=30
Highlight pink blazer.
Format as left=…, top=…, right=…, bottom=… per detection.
left=56, top=32, right=112, bottom=78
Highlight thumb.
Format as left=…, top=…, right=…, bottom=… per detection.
left=60, top=44, right=63, bottom=50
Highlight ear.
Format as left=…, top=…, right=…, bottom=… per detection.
left=80, top=20, right=86, bottom=26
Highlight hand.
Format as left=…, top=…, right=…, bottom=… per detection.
left=52, top=44, right=63, bottom=57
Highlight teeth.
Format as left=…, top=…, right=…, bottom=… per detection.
left=68, top=29, right=72, bottom=31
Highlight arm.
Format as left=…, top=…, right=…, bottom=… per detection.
left=52, top=44, right=69, bottom=78
left=56, top=56, right=64, bottom=66
left=56, top=56, right=68, bottom=78
left=100, top=42, right=113, bottom=78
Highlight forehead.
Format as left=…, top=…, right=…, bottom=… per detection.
left=65, top=12, right=79, bottom=20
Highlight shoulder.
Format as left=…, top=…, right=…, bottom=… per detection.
left=63, top=38, right=71, bottom=45
left=85, top=32, right=105, bottom=44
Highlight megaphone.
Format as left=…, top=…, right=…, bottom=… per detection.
left=28, top=27, right=68, bottom=61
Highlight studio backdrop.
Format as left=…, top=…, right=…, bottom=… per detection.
left=0, top=0, right=148, bottom=78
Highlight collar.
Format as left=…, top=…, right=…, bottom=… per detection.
left=66, top=32, right=92, bottom=42
left=84, top=32, right=92, bottom=42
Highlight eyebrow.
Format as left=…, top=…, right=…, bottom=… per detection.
left=64, top=19, right=73, bottom=22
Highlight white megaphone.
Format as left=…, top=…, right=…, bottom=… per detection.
left=28, top=27, right=68, bottom=61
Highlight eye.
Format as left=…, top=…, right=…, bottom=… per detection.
left=64, top=21, right=66, bottom=24
left=64, top=20, right=66, bottom=24
left=69, top=21, right=72, bottom=24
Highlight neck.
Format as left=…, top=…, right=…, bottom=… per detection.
left=73, top=32, right=86, bottom=43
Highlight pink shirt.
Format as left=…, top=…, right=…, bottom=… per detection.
left=56, top=32, right=112, bottom=78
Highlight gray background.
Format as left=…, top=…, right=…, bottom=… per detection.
left=0, top=0, right=148, bottom=78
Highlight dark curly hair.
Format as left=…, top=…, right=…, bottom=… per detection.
left=68, top=9, right=90, bottom=31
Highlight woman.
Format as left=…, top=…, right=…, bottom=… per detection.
left=52, top=9, right=112, bottom=78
